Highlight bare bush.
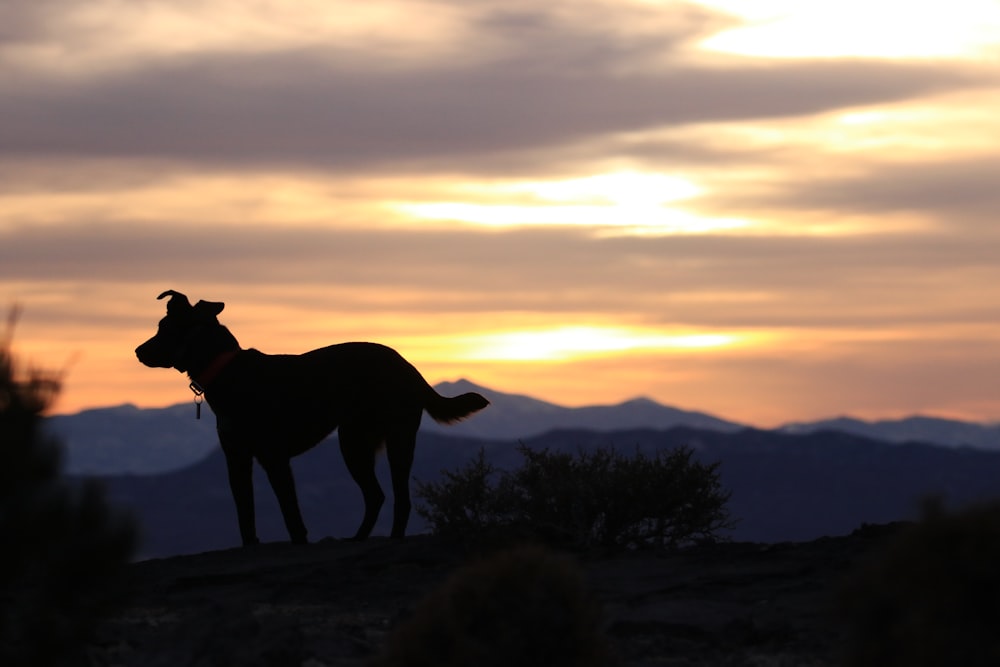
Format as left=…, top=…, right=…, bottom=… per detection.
left=417, top=444, right=734, bottom=550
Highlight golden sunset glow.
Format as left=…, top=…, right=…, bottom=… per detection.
left=457, top=326, right=743, bottom=362
left=394, top=171, right=752, bottom=234
left=3, top=0, right=1000, bottom=426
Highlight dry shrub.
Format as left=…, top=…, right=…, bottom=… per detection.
left=839, top=499, right=1000, bottom=667
left=417, top=444, right=733, bottom=550
left=374, top=545, right=612, bottom=667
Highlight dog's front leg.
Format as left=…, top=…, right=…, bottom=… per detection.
left=262, top=458, right=309, bottom=544
left=222, top=444, right=259, bottom=546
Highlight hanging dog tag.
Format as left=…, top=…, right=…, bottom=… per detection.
left=189, top=380, right=205, bottom=420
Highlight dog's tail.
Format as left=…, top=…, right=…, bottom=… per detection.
left=425, top=389, right=490, bottom=425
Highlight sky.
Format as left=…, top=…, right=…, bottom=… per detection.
left=2, top=0, right=999, bottom=426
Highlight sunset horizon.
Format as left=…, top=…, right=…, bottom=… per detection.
left=40, top=367, right=1000, bottom=430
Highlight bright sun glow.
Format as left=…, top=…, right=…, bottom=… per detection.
left=395, top=171, right=749, bottom=234
left=694, top=0, right=1000, bottom=59
left=459, top=326, right=741, bottom=362
left=516, top=172, right=702, bottom=204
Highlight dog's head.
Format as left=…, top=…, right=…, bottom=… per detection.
left=135, top=290, right=228, bottom=372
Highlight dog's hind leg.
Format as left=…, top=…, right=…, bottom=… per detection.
left=339, top=426, right=385, bottom=540
left=385, top=416, right=421, bottom=539
left=261, top=457, right=309, bottom=544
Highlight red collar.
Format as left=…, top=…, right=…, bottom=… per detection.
left=190, top=349, right=240, bottom=393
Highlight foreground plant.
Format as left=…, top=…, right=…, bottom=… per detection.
left=417, top=443, right=734, bottom=550
left=375, top=545, right=612, bottom=667
left=839, top=500, right=1000, bottom=667
left=0, top=323, right=135, bottom=666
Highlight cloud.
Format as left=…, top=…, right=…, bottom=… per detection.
left=760, top=154, right=1000, bottom=222
left=0, top=0, right=64, bottom=45
left=13, top=59, right=988, bottom=165
left=2, top=221, right=996, bottom=332
left=0, top=2, right=989, bottom=174
left=0, top=0, right=722, bottom=66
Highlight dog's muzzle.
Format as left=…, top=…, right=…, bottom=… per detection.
left=135, top=338, right=178, bottom=369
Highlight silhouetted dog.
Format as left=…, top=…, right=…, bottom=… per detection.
left=135, top=290, right=489, bottom=545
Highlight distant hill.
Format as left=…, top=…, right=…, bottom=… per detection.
left=46, top=403, right=217, bottom=475
left=50, top=380, right=1000, bottom=478
left=49, top=380, right=741, bottom=476
left=424, top=379, right=742, bottom=439
left=779, top=415, right=1000, bottom=450
left=97, top=426, right=1000, bottom=559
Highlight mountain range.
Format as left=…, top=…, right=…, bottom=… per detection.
left=97, top=425, right=1000, bottom=559
left=49, top=379, right=1000, bottom=476
left=43, top=380, right=1000, bottom=559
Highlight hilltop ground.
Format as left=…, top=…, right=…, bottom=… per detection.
left=87, top=525, right=902, bottom=667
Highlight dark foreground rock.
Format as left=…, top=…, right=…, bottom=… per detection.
left=89, top=527, right=900, bottom=666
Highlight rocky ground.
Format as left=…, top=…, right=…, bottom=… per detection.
left=88, top=526, right=901, bottom=667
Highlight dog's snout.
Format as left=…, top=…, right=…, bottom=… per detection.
left=135, top=341, right=152, bottom=366
left=135, top=337, right=171, bottom=369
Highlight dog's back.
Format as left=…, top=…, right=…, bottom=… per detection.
left=298, top=342, right=488, bottom=424
left=225, top=342, right=484, bottom=417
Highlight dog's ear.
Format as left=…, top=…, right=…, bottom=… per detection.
left=194, top=300, right=225, bottom=318
left=157, top=290, right=192, bottom=314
